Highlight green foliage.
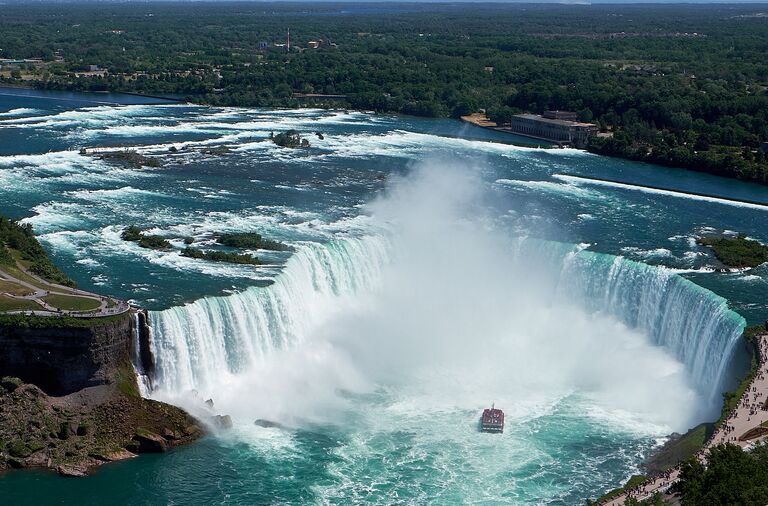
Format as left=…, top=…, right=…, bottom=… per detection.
left=0, top=377, right=23, bottom=392
left=181, top=247, right=261, bottom=265
left=644, top=423, right=713, bottom=474
left=0, top=245, right=14, bottom=266
left=217, top=232, right=293, bottom=251
left=676, top=443, right=768, bottom=505
left=0, top=214, right=75, bottom=287
left=698, top=235, right=768, bottom=268
left=116, top=365, right=140, bottom=398
left=138, top=235, right=171, bottom=250
left=1, top=3, right=766, bottom=182
left=121, top=225, right=171, bottom=249
left=592, top=475, right=648, bottom=504
left=272, top=130, right=310, bottom=148
left=0, top=313, right=128, bottom=329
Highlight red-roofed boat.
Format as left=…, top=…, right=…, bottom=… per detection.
left=480, top=404, right=504, bottom=433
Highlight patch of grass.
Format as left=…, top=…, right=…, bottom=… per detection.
left=591, top=474, right=648, bottom=504
left=42, top=294, right=101, bottom=312
left=0, top=279, right=33, bottom=296
left=0, top=312, right=129, bottom=328
left=116, top=364, right=140, bottom=398
left=0, top=295, right=40, bottom=312
left=644, top=423, right=712, bottom=474
left=739, top=426, right=768, bottom=441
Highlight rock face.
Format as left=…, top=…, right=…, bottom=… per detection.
left=0, top=315, right=133, bottom=395
left=0, top=312, right=203, bottom=476
left=135, top=310, right=155, bottom=380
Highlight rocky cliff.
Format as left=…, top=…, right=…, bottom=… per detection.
left=0, top=314, right=134, bottom=395
left=0, top=312, right=202, bottom=476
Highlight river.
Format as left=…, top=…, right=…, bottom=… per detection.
left=0, top=89, right=766, bottom=504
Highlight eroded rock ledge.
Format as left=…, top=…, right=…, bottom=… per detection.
left=0, top=313, right=202, bottom=476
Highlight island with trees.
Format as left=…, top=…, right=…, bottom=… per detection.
left=120, top=226, right=292, bottom=264
left=698, top=234, right=768, bottom=269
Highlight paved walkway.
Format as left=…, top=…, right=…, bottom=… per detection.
left=602, top=333, right=768, bottom=505
left=0, top=262, right=129, bottom=317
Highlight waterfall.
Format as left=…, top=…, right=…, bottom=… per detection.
left=147, top=235, right=745, bottom=408
left=148, top=236, right=390, bottom=394
left=517, top=239, right=746, bottom=403
left=129, top=311, right=152, bottom=397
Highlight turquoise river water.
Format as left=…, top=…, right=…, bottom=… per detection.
left=0, top=88, right=766, bottom=505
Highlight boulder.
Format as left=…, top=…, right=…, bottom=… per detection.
left=162, top=428, right=180, bottom=440
left=131, top=430, right=168, bottom=453
left=57, top=464, right=89, bottom=477
left=254, top=419, right=286, bottom=430
left=211, top=415, right=233, bottom=429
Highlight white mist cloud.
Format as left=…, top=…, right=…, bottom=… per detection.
left=159, top=158, right=702, bottom=434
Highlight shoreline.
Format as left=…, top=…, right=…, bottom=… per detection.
left=460, top=113, right=560, bottom=147
left=0, top=82, right=183, bottom=105
left=598, top=328, right=768, bottom=505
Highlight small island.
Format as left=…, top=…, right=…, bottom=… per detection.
left=81, top=149, right=160, bottom=169
left=271, top=130, right=310, bottom=149
left=217, top=232, right=294, bottom=252
left=181, top=247, right=261, bottom=265
left=120, top=226, right=293, bottom=265
left=697, top=234, right=768, bottom=268
left=121, top=225, right=172, bottom=250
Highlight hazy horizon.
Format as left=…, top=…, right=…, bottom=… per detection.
left=2, top=0, right=768, bottom=5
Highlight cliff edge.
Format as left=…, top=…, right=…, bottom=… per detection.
left=0, top=312, right=202, bottom=477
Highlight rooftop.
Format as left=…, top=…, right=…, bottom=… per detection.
left=513, top=113, right=596, bottom=128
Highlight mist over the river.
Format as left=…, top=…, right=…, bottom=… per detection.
left=159, top=159, right=702, bottom=434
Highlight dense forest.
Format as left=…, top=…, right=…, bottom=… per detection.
left=1, top=2, right=767, bottom=182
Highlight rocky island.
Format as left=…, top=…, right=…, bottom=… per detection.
left=698, top=234, right=768, bottom=269
left=0, top=215, right=202, bottom=476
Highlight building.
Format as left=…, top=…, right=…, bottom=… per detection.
left=308, top=41, right=321, bottom=49
left=542, top=110, right=578, bottom=121
left=507, top=111, right=598, bottom=148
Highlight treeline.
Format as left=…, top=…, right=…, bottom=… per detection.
left=1, top=3, right=768, bottom=182
left=675, top=443, right=768, bottom=505
left=0, top=215, right=74, bottom=287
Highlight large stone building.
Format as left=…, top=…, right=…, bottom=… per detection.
left=506, top=111, right=598, bottom=148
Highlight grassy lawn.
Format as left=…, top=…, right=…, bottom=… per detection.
left=5, top=263, right=51, bottom=292
left=593, top=474, right=648, bottom=504
left=0, top=295, right=40, bottom=312
left=42, top=294, right=101, bottom=312
left=0, top=279, right=33, bottom=296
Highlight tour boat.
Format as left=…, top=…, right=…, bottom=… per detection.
left=480, top=404, right=504, bottom=433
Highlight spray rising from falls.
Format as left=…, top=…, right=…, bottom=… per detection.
left=149, top=236, right=389, bottom=395
left=146, top=163, right=745, bottom=429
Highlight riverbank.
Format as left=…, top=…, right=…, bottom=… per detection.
left=460, top=113, right=560, bottom=147
left=0, top=84, right=182, bottom=106
left=597, top=329, right=768, bottom=505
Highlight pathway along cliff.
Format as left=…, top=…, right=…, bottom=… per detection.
left=598, top=329, right=768, bottom=505
left=0, top=310, right=204, bottom=476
